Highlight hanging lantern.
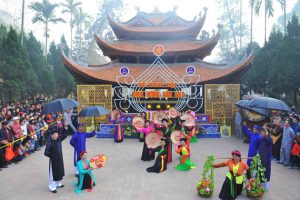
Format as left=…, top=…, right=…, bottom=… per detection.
left=147, top=104, right=152, bottom=109
left=166, top=104, right=171, bottom=109
left=156, top=104, right=161, bottom=109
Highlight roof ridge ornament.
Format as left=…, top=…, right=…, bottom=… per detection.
left=135, top=6, right=140, bottom=15
left=173, top=6, right=178, bottom=13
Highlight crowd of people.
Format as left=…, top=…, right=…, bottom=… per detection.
left=0, top=102, right=71, bottom=170
left=235, top=111, right=300, bottom=174
left=1, top=101, right=300, bottom=198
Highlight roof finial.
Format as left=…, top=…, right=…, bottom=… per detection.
left=173, top=6, right=178, bottom=13
left=203, top=7, right=208, bottom=15
left=153, top=6, right=160, bottom=13
left=135, top=6, right=140, bottom=14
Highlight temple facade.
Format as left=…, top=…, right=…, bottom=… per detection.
left=62, top=8, right=253, bottom=114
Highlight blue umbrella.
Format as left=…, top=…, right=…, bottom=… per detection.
left=244, top=97, right=291, bottom=112
left=235, top=100, right=269, bottom=117
left=235, top=99, right=249, bottom=108
left=42, top=98, right=79, bottom=115
left=78, top=106, right=110, bottom=117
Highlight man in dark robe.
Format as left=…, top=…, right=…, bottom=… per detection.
left=258, top=125, right=273, bottom=191
left=70, top=124, right=96, bottom=176
left=270, top=119, right=283, bottom=161
left=44, top=125, right=68, bottom=193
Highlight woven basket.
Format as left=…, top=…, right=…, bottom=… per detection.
left=246, top=191, right=264, bottom=199
left=198, top=191, right=213, bottom=198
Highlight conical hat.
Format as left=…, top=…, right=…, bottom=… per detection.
left=169, top=107, right=178, bottom=118
left=90, top=154, right=107, bottom=169
left=154, top=111, right=167, bottom=124
left=171, top=130, right=183, bottom=145
left=145, top=132, right=161, bottom=148
left=132, top=116, right=145, bottom=129
left=181, top=113, right=195, bottom=126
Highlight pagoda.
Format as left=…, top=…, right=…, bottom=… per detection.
left=62, top=7, right=254, bottom=113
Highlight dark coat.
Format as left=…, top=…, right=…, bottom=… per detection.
left=44, top=128, right=68, bottom=181
left=258, top=134, right=272, bottom=181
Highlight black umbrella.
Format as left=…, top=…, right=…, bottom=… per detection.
left=41, top=98, right=79, bottom=115
left=244, top=97, right=291, bottom=112
left=235, top=100, right=269, bottom=117
left=78, top=106, right=110, bottom=117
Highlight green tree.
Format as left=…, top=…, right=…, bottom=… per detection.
left=252, top=0, right=275, bottom=43
left=277, top=0, right=287, bottom=35
left=249, top=0, right=255, bottom=43
left=29, top=0, right=65, bottom=55
left=0, top=27, right=39, bottom=103
left=217, top=0, right=248, bottom=61
left=242, top=15, right=300, bottom=106
left=86, top=0, right=123, bottom=64
left=47, top=36, right=75, bottom=98
left=0, top=25, right=8, bottom=103
left=61, top=0, right=82, bottom=52
left=72, top=7, right=92, bottom=63
left=277, top=0, right=300, bottom=32
left=24, top=32, right=55, bottom=97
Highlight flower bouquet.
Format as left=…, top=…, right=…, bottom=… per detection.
left=196, top=155, right=215, bottom=197
left=123, top=124, right=137, bottom=137
left=245, top=154, right=267, bottom=199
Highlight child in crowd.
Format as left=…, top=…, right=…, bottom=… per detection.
left=289, top=137, right=300, bottom=169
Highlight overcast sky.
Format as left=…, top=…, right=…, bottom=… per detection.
left=0, top=0, right=298, bottom=59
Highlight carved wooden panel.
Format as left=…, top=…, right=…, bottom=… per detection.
left=77, top=85, right=112, bottom=126
left=205, top=84, right=240, bottom=132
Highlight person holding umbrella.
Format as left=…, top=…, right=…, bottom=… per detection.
left=70, top=124, right=96, bottom=176
left=44, top=124, right=68, bottom=193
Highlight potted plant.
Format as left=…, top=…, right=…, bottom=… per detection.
left=245, top=154, right=267, bottom=199
left=196, top=155, right=215, bottom=197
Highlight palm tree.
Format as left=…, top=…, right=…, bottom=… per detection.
left=21, top=0, right=25, bottom=45
left=61, top=0, right=82, bottom=52
left=29, top=0, right=65, bottom=55
left=240, top=0, right=243, bottom=52
left=224, top=0, right=239, bottom=54
left=74, top=7, right=92, bottom=52
left=253, top=0, right=274, bottom=43
left=249, top=0, right=255, bottom=43
left=277, top=0, right=287, bottom=35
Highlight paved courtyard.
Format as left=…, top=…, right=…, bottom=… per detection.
left=0, top=137, right=299, bottom=200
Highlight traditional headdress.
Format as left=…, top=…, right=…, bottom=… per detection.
left=231, top=150, right=241, bottom=157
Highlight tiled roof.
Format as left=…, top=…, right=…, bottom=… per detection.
left=123, top=11, right=196, bottom=26
left=95, top=33, right=219, bottom=59
left=107, top=13, right=206, bottom=40
left=62, top=52, right=254, bottom=85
